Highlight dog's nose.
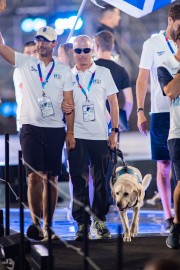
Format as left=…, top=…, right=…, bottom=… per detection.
left=117, top=202, right=121, bottom=208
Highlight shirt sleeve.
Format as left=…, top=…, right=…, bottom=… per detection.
left=15, top=52, right=29, bottom=69
left=105, top=68, right=119, bottom=96
left=139, top=39, right=154, bottom=70
left=63, top=66, right=73, bottom=92
left=120, top=68, right=131, bottom=90
left=157, top=66, right=173, bottom=96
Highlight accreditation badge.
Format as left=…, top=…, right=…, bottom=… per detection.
left=82, top=100, right=95, bottom=122
left=38, top=96, right=54, bottom=118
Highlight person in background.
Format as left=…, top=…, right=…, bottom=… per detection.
left=144, top=256, right=180, bottom=270
left=58, top=43, right=75, bottom=68
left=13, top=41, right=38, bottom=133
left=0, top=26, right=75, bottom=240
left=157, top=25, right=180, bottom=249
left=136, top=3, right=180, bottom=231
left=94, top=30, right=133, bottom=206
left=96, top=4, right=121, bottom=59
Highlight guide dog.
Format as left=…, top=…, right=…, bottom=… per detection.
left=110, top=165, right=151, bottom=242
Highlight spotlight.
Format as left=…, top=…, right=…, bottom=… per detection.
left=21, top=18, right=34, bottom=33
left=68, top=16, right=83, bottom=30
left=33, top=18, right=47, bottom=31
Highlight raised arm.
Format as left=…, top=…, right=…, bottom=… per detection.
left=136, top=68, right=150, bottom=135
left=0, top=33, right=15, bottom=66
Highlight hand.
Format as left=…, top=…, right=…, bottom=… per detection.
left=61, top=101, right=74, bottom=114
left=108, top=132, right=118, bottom=149
left=66, top=133, right=76, bottom=150
left=137, top=112, right=148, bottom=136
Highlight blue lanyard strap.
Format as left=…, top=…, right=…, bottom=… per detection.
left=164, top=32, right=175, bottom=54
left=76, top=71, right=96, bottom=100
left=37, top=59, right=55, bottom=96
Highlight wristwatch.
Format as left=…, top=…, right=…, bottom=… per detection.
left=137, top=108, right=144, bottom=113
left=111, top=127, right=119, bottom=133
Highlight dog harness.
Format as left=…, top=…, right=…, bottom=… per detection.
left=116, top=167, right=142, bottom=185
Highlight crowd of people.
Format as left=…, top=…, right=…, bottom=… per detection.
left=0, top=2, right=180, bottom=250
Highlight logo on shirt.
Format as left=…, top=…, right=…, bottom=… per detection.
left=93, top=79, right=101, bottom=84
left=157, top=51, right=165, bottom=56
left=30, top=66, right=37, bottom=72
left=54, top=74, right=62, bottom=80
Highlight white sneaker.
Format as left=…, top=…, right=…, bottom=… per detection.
left=146, top=192, right=161, bottom=205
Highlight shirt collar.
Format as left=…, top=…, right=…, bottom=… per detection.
left=72, top=61, right=96, bottom=75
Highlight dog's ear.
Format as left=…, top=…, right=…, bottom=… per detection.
left=110, top=178, right=115, bottom=201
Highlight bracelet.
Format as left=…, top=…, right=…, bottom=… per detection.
left=67, top=131, right=74, bottom=134
left=137, top=108, right=144, bottom=113
left=111, top=127, right=119, bottom=133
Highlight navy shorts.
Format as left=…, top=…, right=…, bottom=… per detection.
left=168, top=138, right=180, bottom=181
left=20, top=124, right=66, bottom=176
left=150, top=113, right=170, bottom=160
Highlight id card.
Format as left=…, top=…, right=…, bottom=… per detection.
left=38, top=96, right=54, bottom=118
left=82, top=101, right=95, bottom=122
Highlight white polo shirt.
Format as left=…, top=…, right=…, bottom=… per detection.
left=15, top=52, right=73, bottom=128
left=158, top=55, right=180, bottom=140
left=13, top=68, right=23, bottom=131
left=71, top=62, right=118, bottom=140
left=139, top=30, right=177, bottom=113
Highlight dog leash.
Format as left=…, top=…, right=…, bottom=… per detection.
left=110, top=148, right=128, bottom=185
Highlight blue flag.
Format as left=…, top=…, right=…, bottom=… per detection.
left=91, top=0, right=176, bottom=18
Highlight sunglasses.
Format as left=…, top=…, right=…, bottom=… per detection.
left=74, top=48, right=91, bottom=54
left=34, top=37, right=54, bottom=44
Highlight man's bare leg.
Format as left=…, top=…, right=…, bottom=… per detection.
left=157, top=160, right=172, bottom=220
left=27, top=171, right=43, bottom=224
left=42, top=175, right=58, bottom=229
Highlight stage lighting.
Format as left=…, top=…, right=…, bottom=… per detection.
left=33, top=18, right=47, bottom=31
left=21, top=18, right=34, bottom=33
left=54, top=16, right=83, bottom=31
left=0, top=102, right=17, bottom=118
left=68, top=16, right=83, bottom=30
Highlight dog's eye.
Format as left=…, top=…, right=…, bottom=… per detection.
left=116, top=192, right=119, bottom=195
left=124, top=192, right=129, bottom=197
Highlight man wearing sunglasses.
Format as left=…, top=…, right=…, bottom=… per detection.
left=0, top=26, right=75, bottom=240
left=157, top=26, right=180, bottom=249
left=64, top=35, right=119, bottom=241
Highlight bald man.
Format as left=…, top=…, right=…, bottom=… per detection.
left=63, top=35, right=119, bottom=241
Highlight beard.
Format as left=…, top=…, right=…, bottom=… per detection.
left=170, top=28, right=177, bottom=42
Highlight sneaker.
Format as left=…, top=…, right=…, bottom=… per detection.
left=92, top=221, right=111, bottom=239
left=27, top=223, right=44, bottom=240
left=74, top=224, right=91, bottom=241
left=146, top=192, right=161, bottom=205
left=164, top=217, right=174, bottom=232
left=42, top=226, right=59, bottom=241
left=166, top=223, right=180, bottom=249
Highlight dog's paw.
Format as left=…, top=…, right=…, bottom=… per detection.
left=130, top=225, right=138, bottom=237
left=123, top=232, right=131, bottom=242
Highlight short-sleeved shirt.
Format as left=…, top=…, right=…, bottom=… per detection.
left=95, top=59, right=130, bottom=91
left=139, top=30, right=177, bottom=113
left=157, top=55, right=180, bottom=140
left=71, top=61, right=118, bottom=140
left=15, top=52, right=73, bottom=128
left=13, top=68, right=23, bottom=131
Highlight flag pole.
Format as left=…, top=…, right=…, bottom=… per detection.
left=66, top=0, right=88, bottom=42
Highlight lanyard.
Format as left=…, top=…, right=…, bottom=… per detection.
left=37, top=59, right=55, bottom=97
left=76, top=71, right=95, bottom=101
left=164, top=32, right=175, bottom=54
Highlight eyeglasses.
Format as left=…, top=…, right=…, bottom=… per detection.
left=74, top=48, right=91, bottom=54
left=34, top=37, right=53, bottom=44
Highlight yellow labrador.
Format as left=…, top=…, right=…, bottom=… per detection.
left=110, top=165, right=152, bottom=242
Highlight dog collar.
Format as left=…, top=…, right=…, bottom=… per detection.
left=116, top=167, right=142, bottom=184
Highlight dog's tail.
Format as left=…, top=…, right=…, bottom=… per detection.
left=142, top=174, right=152, bottom=190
